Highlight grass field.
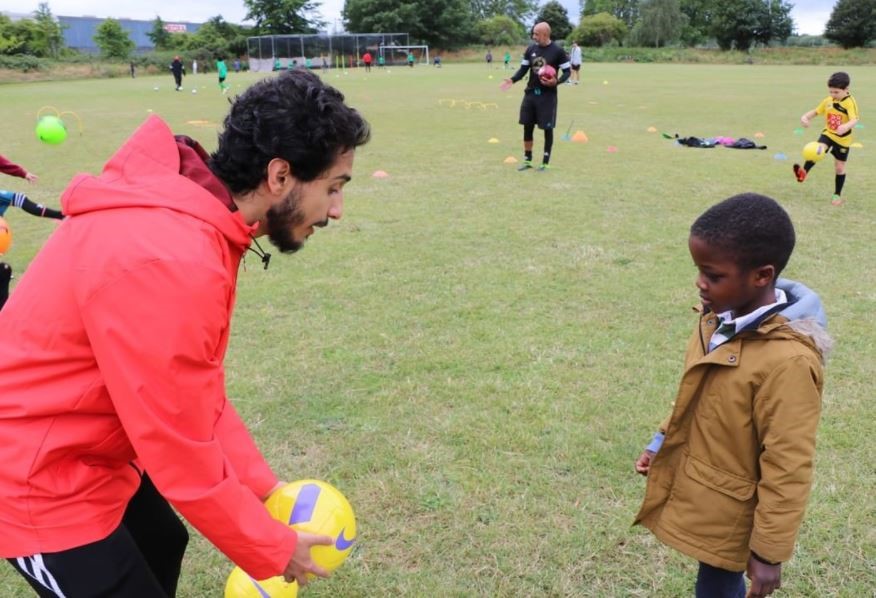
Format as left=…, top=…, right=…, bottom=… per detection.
left=1, top=62, right=874, bottom=596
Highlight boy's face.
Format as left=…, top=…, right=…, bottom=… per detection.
left=828, top=86, right=849, bottom=100
left=688, top=235, right=775, bottom=316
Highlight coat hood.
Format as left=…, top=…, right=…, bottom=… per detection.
left=773, top=278, right=833, bottom=362
left=60, top=115, right=254, bottom=249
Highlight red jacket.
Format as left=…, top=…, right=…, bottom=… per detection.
left=0, top=116, right=297, bottom=579
left=0, top=154, right=28, bottom=179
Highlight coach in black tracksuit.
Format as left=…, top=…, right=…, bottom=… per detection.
left=503, top=22, right=571, bottom=172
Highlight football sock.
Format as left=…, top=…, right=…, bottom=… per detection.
left=12, top=193, right=63, bottom=220
left=835, top=174, right=846, bottom=196
left=804, top=160, right=814, bottom=172
left=543, top=130, right=554, bottom=164
left=524, top=150, right=532, bottom=162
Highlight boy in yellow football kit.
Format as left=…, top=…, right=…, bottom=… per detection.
left=794, top=71, right=860, bottom=206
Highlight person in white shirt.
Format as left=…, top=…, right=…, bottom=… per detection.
left=569, top=42, right=582, bottom=85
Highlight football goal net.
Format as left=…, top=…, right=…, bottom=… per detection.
left=246, top=33, right=413, bottom=72
left=379, top=45, right=430, bottom=66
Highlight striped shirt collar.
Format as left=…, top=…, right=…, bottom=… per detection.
left=708, top=288, right=788, bottom=352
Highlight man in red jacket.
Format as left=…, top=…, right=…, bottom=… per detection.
left=0, top=70, right=369, bottom=597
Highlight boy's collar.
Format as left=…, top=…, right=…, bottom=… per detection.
left=716, top=288, right=789, bottom=332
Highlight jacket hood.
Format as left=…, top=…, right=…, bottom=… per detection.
left=773, top=278, right=833, bottom=361
left=60, top=115, right=254, bottom=249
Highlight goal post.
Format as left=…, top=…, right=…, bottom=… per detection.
left=245, top=33, right=413, bottom=72
left=379, top=44, right=430, bottom=66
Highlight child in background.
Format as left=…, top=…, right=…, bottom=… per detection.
left=216, top=56, right=230, bottom=94
left=0, top=154, right=63, bottom=220
left=794, top=71, right=860, bottom=206
left=634, top=193, right=831, bottom=598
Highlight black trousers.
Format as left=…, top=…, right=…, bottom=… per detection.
left=7, top=473, right=189, bottom=597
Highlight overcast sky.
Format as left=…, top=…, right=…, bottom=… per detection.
left=4, top=0, right=834, bottom=36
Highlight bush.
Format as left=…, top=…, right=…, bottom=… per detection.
left=785, top=35, right=832, bottom=47
left=0, top=54, right=47, bottom=72
left=572, top=13, right=628, bottom=47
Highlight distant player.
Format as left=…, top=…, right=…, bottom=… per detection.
left=217, top=56, right=230, bottom=94
left=503, top=22, right=571, bottom=172
left=794, top=71, right=860, bottom=206
left=0, top=154, right=63, bottom=220
left=569, top=42, right=582, bottom=85
left=170, top=56, right=185, bottom=91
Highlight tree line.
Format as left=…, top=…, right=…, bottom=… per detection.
left=0, top=0, right=872, bottom=62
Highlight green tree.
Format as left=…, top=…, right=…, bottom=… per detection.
left=572, top=11, right=628, bottom=45
left=187, top=16, right=248, bottom=57
left=678, top=0, right=714, bottom=46
left=93, top=18, right=135, bottom=58
left=824, top=0, right=876, bottom=48
left=147, top=17, right=173, bottom=50
left=631, top=0, right=687, bottom=46
left=710, top=0, right=760, bottom=50
left=754, top=0, right=793, bottom=46
left=581, top=0, right=640, bottom=29
left=471, top=0, right=537, bottom=23
left=32, top=3, right=65, bottom=58
left=343, top=0, right=473, bottom=48
left=476, top=15, right=527, bottom=45
left=0, top=15, right=27, bottom=55
left=244, top=0, right=325, bottom=34
left=536, top=0, right=574, bottom=41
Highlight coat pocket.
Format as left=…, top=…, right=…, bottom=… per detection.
left=685, top=455, right=756, bottom=501
left=660, top=454, right=757, bottom=562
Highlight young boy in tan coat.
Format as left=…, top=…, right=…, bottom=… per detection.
left=634, top=193, right=831, bottom=598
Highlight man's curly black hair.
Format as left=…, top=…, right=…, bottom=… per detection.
left=690, top=193, right=796, bottom=276
left=210, top=69, right=370, bottom=194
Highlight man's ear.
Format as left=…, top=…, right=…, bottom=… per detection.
left=265, top=158, right=292, bottom=194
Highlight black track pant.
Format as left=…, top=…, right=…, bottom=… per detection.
left=7, top=474, right=189, bottom=597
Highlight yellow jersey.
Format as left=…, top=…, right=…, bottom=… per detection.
left=815, top=94, right=860, bottom=147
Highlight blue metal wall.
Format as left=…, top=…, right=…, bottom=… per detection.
left=58, top=16, right=203, bottom=53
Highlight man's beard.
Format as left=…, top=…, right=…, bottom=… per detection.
left=265, top=184, right=309, bottom=253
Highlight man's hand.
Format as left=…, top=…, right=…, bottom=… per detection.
left=746, top=555, right=781, bottom=598
left=634, top=450, right=655, bottom=476
left=25, top=172, right=38, bottom=184
left=282, top=531, right=333, bottom=586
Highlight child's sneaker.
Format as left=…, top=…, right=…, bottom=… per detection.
left=536, top=164, right=551, bottom=172
left=831, top=194, right=844, bottom=206
left=793, top=163, right=807, bottom=183
left=517, top=161, right=533, bottom=171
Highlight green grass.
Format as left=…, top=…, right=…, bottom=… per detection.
left=1, top=63, right=874, bottom=596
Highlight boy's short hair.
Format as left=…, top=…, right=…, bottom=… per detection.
left=828, top=71, right=850, bottom=89
left=690, top=193, right=796, bottom=276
